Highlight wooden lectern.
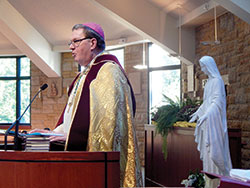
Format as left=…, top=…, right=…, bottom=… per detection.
left=0, top=151, right=120, bottom=188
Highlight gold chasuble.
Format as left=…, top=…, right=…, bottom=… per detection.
left=56, top=54, right=142, bottom=187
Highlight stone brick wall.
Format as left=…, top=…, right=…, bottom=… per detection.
left=182, top=12, right=250, bottom=168
left=31, top=53, right=78, bottom=130
left=124, top=43, right=148, bottom=166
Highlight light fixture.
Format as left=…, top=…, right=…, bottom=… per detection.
left=201, top=6, right=220, bottom=45
left=133, top=43, right=147, bottom=70
left=133, top=64, right=147, bottom=69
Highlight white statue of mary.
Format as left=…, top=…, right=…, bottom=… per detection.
left=190, top=56, right=232, bottom=176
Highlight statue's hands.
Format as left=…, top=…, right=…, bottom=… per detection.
left=196, top=115, right=207, bottom=127
left=189, top=112, right=198, bottom=123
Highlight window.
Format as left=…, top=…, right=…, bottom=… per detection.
left=148, top=43, right=181, bottom=121
left=0, top=56, right=31, bottom=126
left=106, top=48, right=124, bottom=68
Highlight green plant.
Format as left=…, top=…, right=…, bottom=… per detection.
left=151, top=95, right=180, bottom=136
left=151, top=95, right=181, bottom=159
left=151, top=95, right=202, bottom=159
left=176, top=97, right=202, bottom=122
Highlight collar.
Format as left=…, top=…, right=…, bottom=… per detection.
left=80, top=53, right=105, bottom=75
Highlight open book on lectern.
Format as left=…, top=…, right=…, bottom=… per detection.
left=0, top=129, right=63, bottom=137
left=25, top=132, right=64, bottom=137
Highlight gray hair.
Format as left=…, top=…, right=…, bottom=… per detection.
left=72, top=24, right=105, bottom=52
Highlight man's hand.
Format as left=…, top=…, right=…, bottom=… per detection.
left=28, top=129, right=66, bottom=142
left=49, top=133, right=67, bottom=142
left=28, top=129, right=51, bottom=134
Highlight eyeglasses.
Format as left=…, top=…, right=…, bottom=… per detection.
left=68, top=37, right=92, bottom=47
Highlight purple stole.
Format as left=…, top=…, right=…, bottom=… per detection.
left=55, top=54, right=136, bottom=151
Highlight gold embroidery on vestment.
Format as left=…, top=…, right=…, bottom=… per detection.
left=88, top=62, right=142, bottom=187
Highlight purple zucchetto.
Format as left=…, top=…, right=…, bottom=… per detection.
left=82, top=22, right=105, bottom=40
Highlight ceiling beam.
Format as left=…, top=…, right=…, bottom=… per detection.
left=180, top=1, right=217, bottom=27
left=214, top=0, right=250, bottom=24
left=0, top=0, right=61, bottom=77
left=90, top=0, right=195, bottom=65
left=0, top=48, right=22, bottom=56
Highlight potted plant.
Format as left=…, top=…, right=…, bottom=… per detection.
left=181, top=170, right=205, bottom=188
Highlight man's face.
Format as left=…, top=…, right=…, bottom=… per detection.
left=69, top=29, right=92, bottom=67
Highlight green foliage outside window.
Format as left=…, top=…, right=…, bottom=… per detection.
left=0, top=57, right=30, bottom=124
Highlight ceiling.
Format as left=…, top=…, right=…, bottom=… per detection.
left=0, top=0, right=249, bottom=77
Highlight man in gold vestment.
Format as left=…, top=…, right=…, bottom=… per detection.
left=31, top=23, right=142, bottom=187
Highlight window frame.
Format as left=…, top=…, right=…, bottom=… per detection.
left=0, top=56, right=31, bottom=127
left=147, top=43, right=182, bottom=123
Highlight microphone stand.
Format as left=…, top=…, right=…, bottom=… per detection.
left=4, top=84, right=48, bottom=151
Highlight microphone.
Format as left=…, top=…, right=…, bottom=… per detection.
left=4, top=83, right=48, bottom=150
left=40, top=83, right=48, bottom=91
